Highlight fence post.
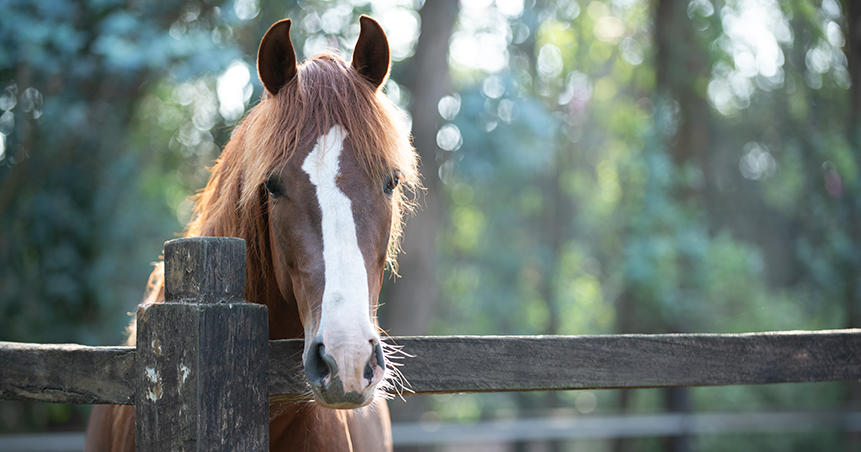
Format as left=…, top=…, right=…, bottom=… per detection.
left=135, top=237, right=269, bottom=451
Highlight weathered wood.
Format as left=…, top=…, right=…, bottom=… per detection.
left=268, top=329, right=861, bottom=396
left=0, top=342, right=134, bottom=405
left=135, top=237, right=268, bottom=452
left=267, top=339, right=307, bottom=402
left=3, top=330, right=861, bottom=405
left=163, top=236, right=246, bottom=304
left=373, top=330, right=861, bottom=394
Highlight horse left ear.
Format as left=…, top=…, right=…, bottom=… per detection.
left=258, top=19, right=298, bottom=96
left=352, top=15, right=390, bottom=90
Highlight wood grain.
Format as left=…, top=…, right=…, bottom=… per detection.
left=162, top=236, right=246, bottom=304
left=3, top=330, right=861, bottom=405
left=374, top=330, right=861, bottom=394
left=135, top=237, right=268, bottom=452
left=0, top=341, right=134, bottom=404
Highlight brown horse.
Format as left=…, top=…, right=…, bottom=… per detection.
left=85, top=15, right=418, bottom=451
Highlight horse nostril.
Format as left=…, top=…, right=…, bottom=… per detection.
left=363, top=341, right=386, bottom=384
left=374, top=341, right=385, bottom=370
left=363, top=362, right=373, bottom=383
left=305, top=342, right=338, bottom=387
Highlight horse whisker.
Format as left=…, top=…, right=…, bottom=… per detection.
left=375, top=340, right=414, bottom=401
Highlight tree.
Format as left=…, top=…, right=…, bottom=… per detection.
left=381, top=0, right=459, bottom=338
left=0, top=0, right=244, bottom=432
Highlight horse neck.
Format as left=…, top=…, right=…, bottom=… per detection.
left=257, top=256, right=305, bottom=341
left=221, top=197, right=304, bottom=340
left=269, top=402, right=354, bottom=450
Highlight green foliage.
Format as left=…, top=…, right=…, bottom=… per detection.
left=431, top=0, right=859, bottom=448
left=1, top=0, right=859, bottom=447
left=0, top=0, right=246, bottom=432
left=0, top=0, right=245, bottom=345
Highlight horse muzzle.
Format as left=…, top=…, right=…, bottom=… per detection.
left=304, top=336, right=386, bottom=408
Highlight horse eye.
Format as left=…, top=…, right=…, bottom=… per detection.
left=384, top=172, right=400, bottom=195
left=265, top=177, right=285, bottom=198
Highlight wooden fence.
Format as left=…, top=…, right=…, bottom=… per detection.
left=2, top=237, right=860, bottom=450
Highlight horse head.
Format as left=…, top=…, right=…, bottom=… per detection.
left=254, top=16, right=412, bottom=409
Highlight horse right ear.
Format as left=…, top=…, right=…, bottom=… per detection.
left=257, top=19, right=297, bottom=96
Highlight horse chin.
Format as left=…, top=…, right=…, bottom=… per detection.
left=310, top=378, right=376, bottom=409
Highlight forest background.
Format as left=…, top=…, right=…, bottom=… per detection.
left=1, top=0, right=860, bottom=450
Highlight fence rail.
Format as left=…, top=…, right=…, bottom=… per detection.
left=390, top=410, right=861, bottom=445
left=3, top=409, right=861, bottom=451
left=3, top=329, right=861, bottom=405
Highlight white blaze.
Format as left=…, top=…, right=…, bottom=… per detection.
left=302, top=125, right=372, bottom=340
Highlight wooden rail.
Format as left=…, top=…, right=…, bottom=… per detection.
left=390, top=410, right=861, bottom=445
left=3, top=329, right=861, bottom=405
left=4, top=410, right=861, bottom=450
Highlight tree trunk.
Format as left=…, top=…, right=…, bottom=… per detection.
left=380, top=1, right=459, bottom=445
left=652, top=0, right=707, bottom=450
left=841, top=2, right=861, bottom=450
left=381, top=0, right=458, bottom=338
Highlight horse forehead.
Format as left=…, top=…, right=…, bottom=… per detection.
left=301, top=125, right=349, bottom=182
left=296, top=126, right=371, bottom=193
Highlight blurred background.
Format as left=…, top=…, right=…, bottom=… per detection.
left=1, top=0, right=859, bottom=450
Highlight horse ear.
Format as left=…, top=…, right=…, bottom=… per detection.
left=351, top=15, right=390, bottom=90
left=257, top=19, right=297, bottom=96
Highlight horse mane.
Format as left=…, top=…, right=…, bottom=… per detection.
left=138, top=53, right=419, bottom=315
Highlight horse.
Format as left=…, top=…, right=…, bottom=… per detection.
left=84, top=15, right=419, bottom=451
